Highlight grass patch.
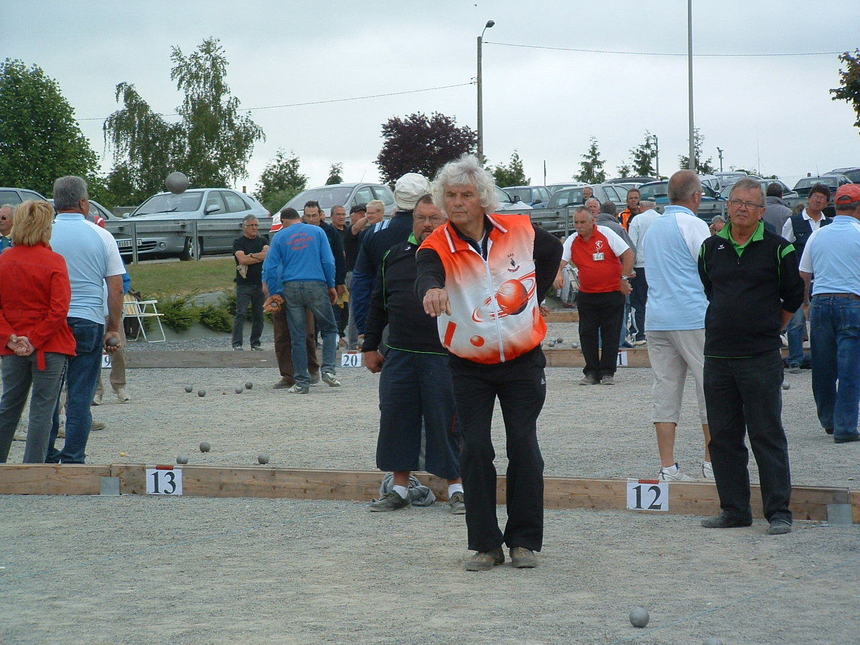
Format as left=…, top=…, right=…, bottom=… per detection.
left=127, top=258, right=236, bottom=299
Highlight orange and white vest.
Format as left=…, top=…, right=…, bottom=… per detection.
left=419, top=213, right=545, bottom=364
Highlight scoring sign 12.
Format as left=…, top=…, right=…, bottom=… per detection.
left=626, top=479, right=668, bottom=512
left=146, top=467, right=183, bottom=496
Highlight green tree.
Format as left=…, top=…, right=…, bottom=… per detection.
left=678, top=128, right=716, bottom=175
left=325, top=162, right=344, bottom=185
left=492, top=151, right=529, bottom=186
left=254, top=149, right=307, bottom=214
left=629, top=131, right=656, bottom=177
left=574, top=137, right=606, bottom=184
left=616, top=164, right=632, bottom=178
left=831, top=49, right=860, bottom=131
left=104, top=38, right=264, bottom=204
left=0, top=59, right=99, bottom=196
left=376, top=112, right=477, bottom=184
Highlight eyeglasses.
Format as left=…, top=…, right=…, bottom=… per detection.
left=728, top=199, right=764, bottom=210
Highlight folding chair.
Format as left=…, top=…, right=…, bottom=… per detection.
left=123, top=294, right=166, bottom=342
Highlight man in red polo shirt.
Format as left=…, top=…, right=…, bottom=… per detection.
left=560, top=206, right=634, bottom=385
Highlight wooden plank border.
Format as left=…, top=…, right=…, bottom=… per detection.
left=0, top=465, right=854, bottom=522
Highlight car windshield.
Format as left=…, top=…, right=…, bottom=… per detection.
left=495, top=187, right=514, bottom=204
left=133, top=192, right=202, bottom=215
left=638, top=183, right=668, bottom=201
left=286, top=186, right=353, bottom=210
left=548, top=188, right=585, bottom=208
left=794, top=177, right=837, bottom=190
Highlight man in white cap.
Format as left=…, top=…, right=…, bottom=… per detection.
left=351, top=173, right=431, bottom=337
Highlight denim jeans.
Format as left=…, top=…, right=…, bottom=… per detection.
left=810, top=295, right=860, bottom=440
left=0, top=352, right=67, bottom=463
left=703, top=351, right=792, bottom=523
left=231, top=283, right=264, bottom=348
left=282, top=281, right=337, bottom=387
left=629, top=268, right=648, bottom=342
left=786, top=307, right=806, bottom=367
left=47, top=318, right=104, bottom=464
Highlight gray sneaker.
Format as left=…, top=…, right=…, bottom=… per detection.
left=464, top=547, right=504, bottom=571
left=579, top=375, right=599, bottom=385
left=448, top=491, right=466, bottom=514
left=287, top=383, right=309, bottom=394
left=369, top=491, right=410, bottom=512
left=510, top=547, right=537, bottom=568
left=322, top=371, right=341, bottom=387
left=273, top=378, right=295, bottom=390
left=600, top=375, right=615, bottom=385
left=767, top=519, right=792, bottom=535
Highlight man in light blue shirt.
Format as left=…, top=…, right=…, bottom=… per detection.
left=263, top=207, right=340, bottom=394
left=643, top=170, right=712, bottom=481
left=798, top=183, right=860, bottom=443
left=46, top=176, right=125, bottom=464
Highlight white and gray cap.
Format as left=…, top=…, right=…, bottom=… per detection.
left=394, top=173, right=431, bottom=211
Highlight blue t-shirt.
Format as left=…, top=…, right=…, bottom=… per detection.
left=799, top=215, right=860, bottom=296
left=643, top=205, right=710, bottom=331
left=51, top=212, right=126, bottom=324
left=263, top=222, right=335, bottom=293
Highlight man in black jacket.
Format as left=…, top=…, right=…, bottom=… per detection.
left=362, top=195, right=464, bottom=513
left=697, top=178, right=804, bottom=536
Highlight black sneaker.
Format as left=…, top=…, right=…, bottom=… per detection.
left=369, top=491, right=410, bottom=512
left=701, top=512, right=752, bottom=528
left=767, top=519, right=792, bottom=535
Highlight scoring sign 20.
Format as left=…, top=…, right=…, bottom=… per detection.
left=340, top=352, right=363, bottom=368
left=626, top=479, right=668, bottom=512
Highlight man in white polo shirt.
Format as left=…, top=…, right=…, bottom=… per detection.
left=643, top=170, right=712, bottom=481
left=799, top=183, right=860, bottom=443
left=46, top=176, right=125, bottom=464
left=560, top=205, right=633, bottom=385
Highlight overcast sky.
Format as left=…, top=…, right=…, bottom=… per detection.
left=6, top=1, right=860, bottom=196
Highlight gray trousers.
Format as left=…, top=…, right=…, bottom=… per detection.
left=0, top=352, right=68, bottom=463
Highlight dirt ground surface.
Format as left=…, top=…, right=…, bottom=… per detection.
left=3, top=326, right=859, bottom=644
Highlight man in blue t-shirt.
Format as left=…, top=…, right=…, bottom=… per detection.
left=263, top=208, right=340, bottom=394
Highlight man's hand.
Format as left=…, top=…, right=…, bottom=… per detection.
left=364, top=350, right=385, bottom=373
left=553, top=270, right=564, bottom=291
left=328, top=287, right=337, bottom=304
left=620, top=279, right=632, bottom=296
left=8, top=334, right=34, bottom=356
left=104, top=330, right=123, bottom=353
left=336, top=284, right=346, bottom=298
left=423, top=288, right=451, bottom=317
left=263, top=294, right=284, bottom=313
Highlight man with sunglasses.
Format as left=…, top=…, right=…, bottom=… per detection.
left=0, top=205, right=13, bottom=252
left=697, top=178, right=804, bottom=536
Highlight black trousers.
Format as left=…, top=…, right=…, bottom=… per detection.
left=629, top=268, right=648, bottom=342
left=450, top=347, right=546, bottom=553
left=703, top=350, right=792, bottom=523
left=577, top=290, right=625, bottom=378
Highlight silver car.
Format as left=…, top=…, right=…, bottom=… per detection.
left=282, top=183, right=396, bottom=218
left=124, top=188, right=271, bottom=260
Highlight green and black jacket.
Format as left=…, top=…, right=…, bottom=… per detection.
left=698, top=221, right=804, bottom=357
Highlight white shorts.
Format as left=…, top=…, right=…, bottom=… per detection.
left=646, top=329, right=708, bottom=425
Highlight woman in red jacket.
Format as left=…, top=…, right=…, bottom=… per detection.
left=0, top=200, right=76, bottom=463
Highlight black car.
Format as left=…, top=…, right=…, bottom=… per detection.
left=826, top=167, right=860, bottom=183
left=793, top=175, right=851, bottom=197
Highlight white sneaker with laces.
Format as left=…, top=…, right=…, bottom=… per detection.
left=658, top=464, right=695, bottom=482
left=321, top=371, right=341, bottom=387
left=115, top=387, right=130, bottom=403
left=702, top=461, right=714, bottom=480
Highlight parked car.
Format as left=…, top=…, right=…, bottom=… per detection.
left=719, top=179, right=797, bottom=201
left=545, top=183, right=628, bottom=210
left=126, top=188, right=271, bottom=260
left=546, top=182, right=586, bottom=194
left=494, top=186, right=531, bottom=210
left=714, top=171, right=762, bottom=192
left=606, top=176, right=657, bottom=186
left=826, top=167, right=860, bottom=183
left=0, top=187, right=48, bottom=204
left=502, top=185, right=550, bottom=207
left=639, top=180, right=723, bottom=204
left=793, top=175, right=851, bottom=198
left=282, top=183, right=395, bottom=218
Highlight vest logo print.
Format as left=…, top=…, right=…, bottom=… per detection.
left=507, top=253, right=520, bottom=273
left=471, top=272, right=537, bottom=322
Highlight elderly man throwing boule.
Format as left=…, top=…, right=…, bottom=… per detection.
left=416, top=155, right=562, bottom=571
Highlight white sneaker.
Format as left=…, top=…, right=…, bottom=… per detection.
left=321, top=371, right=341, bottom=387
left=702, top=461, right=714, bottom=480
left=658, top=464, right=695, bottom=482
left=92, top=391, right=103, bottom=406
left=115, top=387, right=130, bottom=403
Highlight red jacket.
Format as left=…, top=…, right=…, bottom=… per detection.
left=0, top=244, right=77, bottom=369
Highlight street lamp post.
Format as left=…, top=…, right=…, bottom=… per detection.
left=649, top=134, right=660, bottom=179
left=477, top=19, right=494, bottom=162
left=687, top=0, right=696, bottom=171
left=716, top=147, right=724, bottom=172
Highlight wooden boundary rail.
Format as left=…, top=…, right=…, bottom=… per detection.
left=1, top=465, right=856, bottom=523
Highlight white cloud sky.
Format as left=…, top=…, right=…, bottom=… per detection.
left=7, top=0, right=860, bottom=198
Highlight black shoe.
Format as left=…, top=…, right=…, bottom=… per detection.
left=272, top=378, right=295, bottom=390
left=701, top=512, right=752, bottom=529
left=824, top=427, right=834, bottom=435
left=834, top=434, right=860, bottom=444
left=464, top=547, right=505, bottom=571
left=767, top=518, right=792, bottom=535
left=368, top=491, right=410, bottom=512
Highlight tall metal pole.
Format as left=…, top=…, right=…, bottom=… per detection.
left=477, top=20, right=494, bottom=163
left=477, top=35, right=484, bottom=162
left=716, top=147, right=724, bottom=172
left=687, top=0, right=696, bottom=171
left=652, top=134, right=660, bottom=179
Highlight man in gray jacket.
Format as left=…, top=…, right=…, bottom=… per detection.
left=763, top=183, right=792, bottom=233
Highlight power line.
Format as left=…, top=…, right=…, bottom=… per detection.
left=484, top=40, right=844, bottom=58
left=76, top=81, right=474, bottom=122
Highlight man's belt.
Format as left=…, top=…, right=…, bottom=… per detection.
left=814, top=292, right=860, bottom=300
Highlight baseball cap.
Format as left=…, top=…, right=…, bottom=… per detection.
left=834, top=183, right=860, bottom=208
left=394, top=173, right=431, bottom=210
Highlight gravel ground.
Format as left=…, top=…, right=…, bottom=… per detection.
left=2, top=327, right=859, bottom=644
